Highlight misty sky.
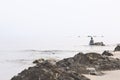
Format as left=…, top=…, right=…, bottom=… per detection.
left=0, top=0, right=120, bottom=50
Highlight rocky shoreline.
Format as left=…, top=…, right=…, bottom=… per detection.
left=11, top=45, right=120, bottom=80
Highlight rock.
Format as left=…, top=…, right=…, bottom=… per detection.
left=114, top=45, right=120, bottom=51
left=85, top=52, right=103, bottom=61
left=33, top=58, right=57, bottom=65
left=33, top=58, right=45, bottom=64
left=86, top=68, right=99, bottom=75
left=102, top=51, right=113, bottom=56
left=57, top=52, right=120, bottom=72
left=11, top=61, right=90, bottom=80
left=11, top=52, right=120, bottom=80
left=56, top=52, right=88, bottom=74
left=94, top=42, right=105, bottom=46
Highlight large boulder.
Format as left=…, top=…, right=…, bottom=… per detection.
left=56, top=52, right=88, bottom=74
left=57, top=52, right=120, bottom=72
left=114, top=45, right=120, bottom=51
left=57, top=52, right=104, bottom=74
left=11, top=61, right=90, bottom=80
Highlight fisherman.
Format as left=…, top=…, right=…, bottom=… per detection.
left=89, top=37, right=94, bottom=45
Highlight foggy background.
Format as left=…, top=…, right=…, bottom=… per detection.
left=0, top=0, right=120, bottom=50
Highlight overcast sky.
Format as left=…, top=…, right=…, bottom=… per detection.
left=0, top=0, right=120, bottom=50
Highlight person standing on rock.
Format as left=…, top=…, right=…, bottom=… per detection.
left=89, top=37, right=94, bottom=45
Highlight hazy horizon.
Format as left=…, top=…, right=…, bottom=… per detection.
left=0, top=0, right=120, bottom=50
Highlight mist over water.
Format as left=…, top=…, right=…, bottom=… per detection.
left=0, top=35, right=119, bottom=51
left=0, top=32, right=118, bottom=80
left=0, top=0, right=120, bottom=80
left=0, top=0, right=120, bottom=50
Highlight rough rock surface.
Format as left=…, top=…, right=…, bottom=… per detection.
left=11, top=52, right=120, bottom=80
left=33, top=58, right=57, bottom=65
left=94, top=42, right=105, bottom=46
left=11, top=61, right=90, bottom=80
left=102, top=51, right=113, bottom=56
left=57, top=52, right=120, bottom=72
left=114, top=45, right=120, bottom=51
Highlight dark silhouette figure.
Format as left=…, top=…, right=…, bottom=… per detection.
left=89, top=36, right=105, bottom=46
left=89, top=37, right=94, bottom=45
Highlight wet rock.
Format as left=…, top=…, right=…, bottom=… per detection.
left=114, top=45, right=120, bottom=51
left=102, top=51, right=113, bottom=56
